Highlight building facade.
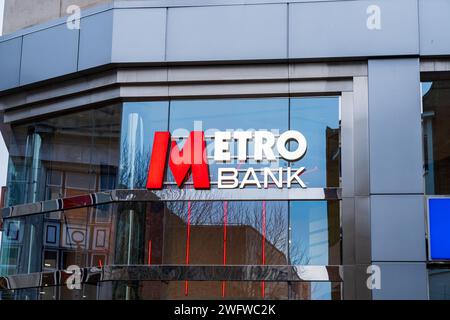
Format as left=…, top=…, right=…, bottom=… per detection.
left=0, top=0, right=449, bottom=300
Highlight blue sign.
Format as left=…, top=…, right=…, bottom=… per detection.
left=429, top=198, right=450, bottom=260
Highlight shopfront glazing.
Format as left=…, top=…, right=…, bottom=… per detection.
left=0, top=96, right=342, bottom=300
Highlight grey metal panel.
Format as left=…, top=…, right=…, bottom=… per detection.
left=341, top=91, right=355, bottom=198
left=78, top=10, right=113, bottom=71
left=0, top=38, right=22, bottom=91
left=289, top=61, right=368, bottom=79
left=3, top=87, right=122, bottom=123
left=20, top=24, right=79, bottom=85
left=419, top=0, right=450, bottom=56
left=168, top=64, right=288, bottom=82
left=115, top=0, right=371, bottom=8
left=289, top=0, right=419, bottom=58
left=353, top=264, right=373, bottom=300
left=355, top=196, right=371, bottom=265
left=371, top=195, right=426, bottom=262
left=167, top=81, right=289, bottom=98
left=372, top=263, right=428, bottom=300
left=353, top=76, right=370, bottom=197
left=342, top=198, right=355, bottom=266
left=368, top=58, right=423, bottom=194
left=1, top=70, right=119, bottom=111
left=166, top=4, right=287, bottom=61
left=111, top=8, right=166, bottom=62
left=1, top=62, right=357, bottom=122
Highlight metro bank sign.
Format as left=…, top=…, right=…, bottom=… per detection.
left=146, top=130, right=308, bottom=190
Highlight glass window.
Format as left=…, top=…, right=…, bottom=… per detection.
left=118, top=97, right=340, bottom=189
left=422, top=81, right=450, bottom=195
left=119, top=102, right=169, bottom=189
left=0, top=215, right=43, bottom=275
left=290, top=97, right=341, bottom=188
left=6, top=105, right=121, bottom=206
left=289, top=201, right=341, bottom=266
left=169, top=98, right=289, bottom=131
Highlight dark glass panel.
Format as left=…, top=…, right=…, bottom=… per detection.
left=113, top=202, right=146, bottom=265
left=429, top=268, right=450, bottom=300
left=422, top=81, right=450, bottom=194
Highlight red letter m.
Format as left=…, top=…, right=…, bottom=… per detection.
left=146, top=131, right=210, bottom=189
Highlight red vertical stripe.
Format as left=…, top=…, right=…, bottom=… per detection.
left=262, top=201, right=266, bottom=298
left=99, top=259, right=103, bottom=268
left=148, top=240, right=152, bottom=265
left=222, top=201, right=228, bottom=298
left=185, top=201, right=192, bottom=296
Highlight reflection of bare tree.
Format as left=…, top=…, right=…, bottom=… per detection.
left=165, top=200, right=309, bottom=265
left=118, top=140, right=152, bottom=189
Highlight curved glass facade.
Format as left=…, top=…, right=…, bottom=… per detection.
left=6, top=97, right=340, bottom=206
left=1, top=96, right=341, bottom=300
left=0, top=199, right=341, bottom=300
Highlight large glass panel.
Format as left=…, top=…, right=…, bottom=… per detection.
left=289, top=201, right=341, bottom=266
left=117, top=97, right=340, bottom=190
left=422, top=81, right=450, bottom=195
left=290, top=97, right=341, bottom=188
left=289, top=200, right=341, bottom=300
left=119, top=102, right=169, bottom=189
left=6, top=105, right=121, bottom=206
left=169, top=98, right=289, bottom=131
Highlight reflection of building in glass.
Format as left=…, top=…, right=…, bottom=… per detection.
left=422, top=81, right=450, bottom=195
left=1, top=200, right=336, bottom=299
left=6, top=106, right=121, bottom=207
left=326, top=127, right=341, bottom=301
